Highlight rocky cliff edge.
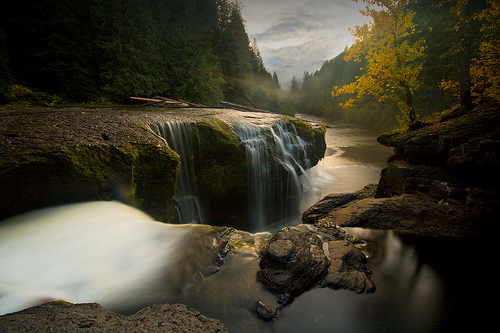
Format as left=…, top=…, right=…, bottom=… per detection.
left=303, top=101, right=500, bottom=239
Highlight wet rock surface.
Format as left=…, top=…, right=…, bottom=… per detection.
left=258, top=226, right=330, bottom=297
left=0, top=301, right=228, bottom=332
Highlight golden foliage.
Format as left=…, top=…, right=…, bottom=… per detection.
left=471, top=0, right=500, bottom=102
left=332, top=0, right=425, bottom=126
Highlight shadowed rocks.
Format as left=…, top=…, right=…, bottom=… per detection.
left=0, top=302, right=228, bottom=332
left=256, top=225, right=375, bottom=321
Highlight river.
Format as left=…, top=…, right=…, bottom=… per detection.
left=0, top=116, right=491, bottom=331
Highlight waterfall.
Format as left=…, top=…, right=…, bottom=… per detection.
left=151, top=119, right=314, bottom=229
left=271, top=123, right=313, bottom=221
left=233, top=125, right=272, bottom=230
left=150, top=121, right=204, bottom=224
left=234, top=122, right=313, bottom=229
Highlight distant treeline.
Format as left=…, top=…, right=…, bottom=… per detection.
left=0, top=0, right=290, bottom=113
left=296, top=0, right=498, bottom=132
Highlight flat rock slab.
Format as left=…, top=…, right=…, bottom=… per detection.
left=0, top=302, right=228, bottom=332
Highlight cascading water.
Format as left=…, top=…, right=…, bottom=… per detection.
left=271, top=122, right=313, bottom=221
left=150, top=121, right=204, bottom=224
left=151, top=119, right=314, bottom=230
left=233, top=124, right=272, bottom=230
left=233, top=122, right=313, bottom=229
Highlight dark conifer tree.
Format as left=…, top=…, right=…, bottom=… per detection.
left=273, top=71, right=281, bottom=89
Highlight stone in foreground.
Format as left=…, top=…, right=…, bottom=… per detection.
left=0, top=301, right=228, bottom=332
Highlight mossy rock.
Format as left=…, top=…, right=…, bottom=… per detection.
left=0, top=142, right=180, bottom=222
left=192, top=119, right=249, bottom=226
left=0, top=108, right=181, bottom=222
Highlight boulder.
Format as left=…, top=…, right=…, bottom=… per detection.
left=257, top=224, right=375, bottom=318
left=0, top=301, right=228, bottom=332
left=258, top=227, right=329, bottom=298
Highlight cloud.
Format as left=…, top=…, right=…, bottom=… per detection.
left=241, top=0, right=370, bottom=88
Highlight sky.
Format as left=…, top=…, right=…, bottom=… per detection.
left=241, top=0, right=371, bottom=89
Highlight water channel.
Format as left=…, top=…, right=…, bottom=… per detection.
left=0, top=115, right=492, bottom=331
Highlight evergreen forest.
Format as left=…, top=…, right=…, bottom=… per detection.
left=0, top=0, right=288, bottom=113
left=1, top=0, right=499, bottom=131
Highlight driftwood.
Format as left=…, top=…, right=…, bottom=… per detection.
left=129, top=96, right=203, bottom=108
left=220, top=101, right=270, bottom=113
left=130, top=96, right=269, bottom=113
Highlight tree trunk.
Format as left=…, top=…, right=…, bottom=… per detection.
left=401, top=81, right=417, bottom=125
left=460, top=2, right=474, bottom=112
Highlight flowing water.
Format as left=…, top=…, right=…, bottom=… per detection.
left=296, top=114, right=392, bottom=212
left=150, top=121, right=205, bottom=224
left=0, top=115, right=492, bottom=331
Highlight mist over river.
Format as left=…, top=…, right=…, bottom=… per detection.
left=0, top=116, right=491, bottom=331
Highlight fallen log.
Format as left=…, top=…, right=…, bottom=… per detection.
left=153, top=96, right=203, bottom=107
left=220, top=101, right=270, bottom=113
left=129, top=96, right=162, bottom=103
left=129, top=96, right=190, bottom=107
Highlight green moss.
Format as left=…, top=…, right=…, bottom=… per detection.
left=196, top=118, right=241, bottom=150
left=286, top=116, right=326, bottom=138
left=61, top=144, right=113, bottom=185
left=58, top=142, right=180, bottom=222
left=49, top=300, right=74, bottom=307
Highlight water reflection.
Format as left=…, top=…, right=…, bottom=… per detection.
left=276, top=229, right=443, bottom=333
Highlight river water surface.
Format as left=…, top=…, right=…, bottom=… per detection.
left=0, top=116, right=492, bottom=332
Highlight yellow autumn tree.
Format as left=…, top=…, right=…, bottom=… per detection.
left=332, top=0, right=425, bottom=127
left=471, top=0, right=500, bottom=102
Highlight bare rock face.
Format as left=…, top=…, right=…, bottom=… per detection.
left=258, top=227, right=330, bottom=298
left=256, top=225, right=375, bottom=320
left=0, top=301, right=228, bottom=332
left=304, top=102, right=500, bottom=240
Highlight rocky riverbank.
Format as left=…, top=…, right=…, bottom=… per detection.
left=303, top=101, right=500, bottom=239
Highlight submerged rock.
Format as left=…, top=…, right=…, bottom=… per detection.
left=255, top=301, right=279, bottom=322
left=0, top=301, right=228, bottom=332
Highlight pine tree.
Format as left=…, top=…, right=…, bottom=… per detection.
left=272, top=71, right=281, bottom=89
left=290, top=75, right=300, bottom=93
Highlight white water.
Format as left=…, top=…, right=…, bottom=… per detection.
left=234, top=122, right=313, bottom=230
left=0, top=201, right=190, bottom=315
left=233, top=124, right=272, bottom=230
left=150, top=121, right=205, bottom=224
